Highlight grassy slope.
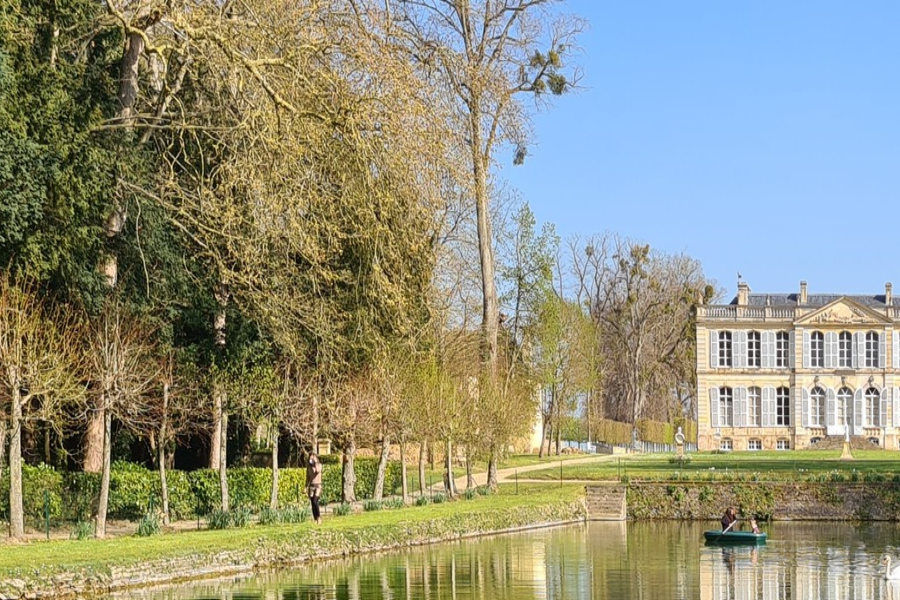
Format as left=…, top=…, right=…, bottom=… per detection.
left=0, top=484, right=584, bottom=578
left=524, top=450, right=900, bottom=481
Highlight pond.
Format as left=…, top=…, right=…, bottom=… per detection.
left=111, top=521, right=900, bottom=599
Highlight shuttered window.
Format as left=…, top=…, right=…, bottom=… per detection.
left=776, top=387, right=791, bottom=426
left=775, top=332, right=790, bottom=368
left=747, top=331, right=761, bottom=368
left=838, top=332, right=852, bottom=368
left=719, top=387, right=734, bottom=427
left=837, top=387, right=853, bottom=427
left=748, top=387, right=761, bottom=426
left=866, top=332, right=879, bottom=368
left=810, top=332, right=825, bottom=368
left=865, top=388, right=880, bottom=427
left=810, top=387, right=825, bottom=427
left=718, top=332, right=733, bottom=368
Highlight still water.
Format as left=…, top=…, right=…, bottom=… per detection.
left=113, top=521, right=900, bottom=600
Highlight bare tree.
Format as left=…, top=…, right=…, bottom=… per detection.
left=0, top=277, right=86, bottom=538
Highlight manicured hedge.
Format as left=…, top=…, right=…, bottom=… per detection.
left=0, top=458, right=402, bottom=524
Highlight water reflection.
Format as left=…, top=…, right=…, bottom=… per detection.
left=112, top=521, right=900, bottom=600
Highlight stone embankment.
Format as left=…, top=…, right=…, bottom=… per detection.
left=0, top=498, right=587, bottom=600
left=589, top=481, right=900, bottom=521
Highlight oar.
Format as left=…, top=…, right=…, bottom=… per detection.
left=712, top=519, right=736, bottom=543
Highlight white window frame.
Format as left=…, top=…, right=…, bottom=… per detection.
left=837, top=387, right=853, bottom=427
left=776, top=387, right=791, bottom=426
left=748, top=439, right=762, bottom=451
left=720, top=438, right=733, bottom=451
left=719, top=387, right=734, bottom=427
left=775, top=331, right=790, bottom=367
left=810, top=331, right=825, bottom=368
left=866, top=387, right=880, bottom=427
left=810, top=387, right=825, bottom=427
left=748, top=387, right=761, bottom=426
left=838, top=331, right=852, bottom=368
left=776, top=439, right=790, bottom=450
left=866, top=332, right=879, bottom=368
left=718, top=332, right=733, bottom=367
left=747, top=331, right=761, bottom=368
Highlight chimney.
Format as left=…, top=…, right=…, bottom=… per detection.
left=737, top=281, right=750, bottom=306
left=800, top=281, right=808, bottom=305
left=887, top=282, right=893, bottom=306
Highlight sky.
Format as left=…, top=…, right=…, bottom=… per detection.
left=502, top=1, right=900, bottom=301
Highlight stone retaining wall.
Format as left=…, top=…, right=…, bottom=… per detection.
left=620, top=481, right=900, bottom=521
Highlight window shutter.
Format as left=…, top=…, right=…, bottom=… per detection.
left=801, top=387, right=810, bottom=428
left=789, top=331, right=795, bottom=368
left=760, top=387, right=771, bottom=427
left=879, top=332, right=886, bottom=368
left=881, top=388, right=889, bottom=429
left=802, top=329, right=810, bottom=369
left=734, top=387, right=747, bottom=427
left=709, top=331, right=719, bottom=368
left=894, top=388, right=900, bottom=428
left=893, top=331, right=900, bottom=370
left=854, top=332, right=864, bottom=369
left=762, top=331, right=774, bottom=368
left=854, top=389, right=864, bottom=433
left=709, top=388, right=720, bottom=428
left=825, top=332, right=837, bottom=368
left=826, top=389, right=836, bottom=427
left=733, top=331, right=746, bottom=368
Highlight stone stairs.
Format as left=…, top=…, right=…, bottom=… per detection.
left=585, top=484, right=626, bottom=521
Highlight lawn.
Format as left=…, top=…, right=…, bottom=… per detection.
left=0, top=483, right=584, bottom=577
left=522, top=450, right=900, bottom=482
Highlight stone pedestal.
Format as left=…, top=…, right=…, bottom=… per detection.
left=840, top=440, right=854, bottom=461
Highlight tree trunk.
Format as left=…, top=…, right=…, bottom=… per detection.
left=218, top=402, right=229, bottom=512
left=400, top=437, right=408, bottom=503
left=443, top=439, right=455, bottom=497
left=0, top=419, right=6, bottom=498
left=471, top=120, right=499, bottom=373
left=209, top=398, right=221, bottom=470
left=269, top=430, right=279, bottom=510
left=43, top=421, right=52, bottom=464
left=465, top=446, right=475, bottom=490
left=8, top=383, right=24, bottom=538
left=373, top=435, right=390, bottom=501
left=159, top=382, right=170, bottom=525
left=342, top=438, right=356, bottom=503
left=538, top=415, right=549, bottom=458
left=418, top=440, right=426, bottom=495
left=95, top=405, right=112, bottom=538
left=83, top=408, right=104, bottom=472
left=486, top=445, right=499, bottom=490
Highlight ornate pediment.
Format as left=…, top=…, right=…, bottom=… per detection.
left=796, top=298, right=890, bottom=326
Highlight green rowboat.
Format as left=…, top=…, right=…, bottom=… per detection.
left=703, top=530, right=767, bottom=544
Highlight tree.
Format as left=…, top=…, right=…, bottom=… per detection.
left=0, top=277, right=86, bottom=538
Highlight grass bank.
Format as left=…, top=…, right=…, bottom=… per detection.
left=525, top=450, right=900, bottom=482
left=0, top=484, right=585, bottom=598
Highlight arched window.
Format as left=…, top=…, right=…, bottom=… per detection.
left=866, top=332, right=879, bottom=368
left=810, top=387, right=825, bottom=427
left=810, top=332, right=824, bottom=367
left=838, top=331, right=852, bottom=368
left=748, top=387, right=761, bottom=426
left=719, top=387, right=734, bottom=427
left=865, top=387, right=880, bottom=427
left=837, top=387, right=853, bottom=427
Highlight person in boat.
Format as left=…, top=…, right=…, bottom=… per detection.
left=750, top=518, right=760, bottom=534
left=721, top=506, right=737, bottom=531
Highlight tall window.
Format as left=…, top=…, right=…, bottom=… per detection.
left=719, top=387, right=734, bottom=427
left=866, top=387, right=880, bottom=427
left=866, top=332, right=879, bottom=368
left=776, top=387, right=791, bottom=426
left=838, top=332, right=852, bottom=368
left=810, top=332, right=825, bottom=368
left=748, top=387, right=761, bottom=426
left=775, top=332, right=790, bottom=367
left=718, top=332, right=733, bottom=367
left=810, top=387, right=825, bottom=427
left=837, top=387, right=853, bottom=427
left=747, top=331, right=761, bottom=367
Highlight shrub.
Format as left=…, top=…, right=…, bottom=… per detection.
left=71, top=521, right=94, bottom=540
left=363, top=500, right=382, bottom=512
left=136, top=513, right=161, bottom=537
left=332, top=502, right=352, bottom=516
left=382, top=497, right=404, bottom=509
left=464, top=488, right=477, bottom=500
left=432, top=493, right=447, bottom=504
left=476, top=486, right=491, bottom=496
left=257, top=507, right=282, bottom=525
left=415, top=495, right=430, bottom=506
left=207, top=509, right=231, bottom=530
left=230, top=506, right=252, bottom=528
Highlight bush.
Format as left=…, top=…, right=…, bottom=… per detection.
left=230, top=506, right=252, bottom=528
left=332, top=502, right=352, bottom=516
left=415, top=495, right=430, bottom=506
left=207, top=509, right=231, bottom=530
left=432, top=493, right=447, bottom=504
left=363, top=500, right=382, bottom=512
left=382, top=497, right=404, bottom=509
left=71, top=520, right=94, bottom=540
left=136, top=513, right=161, bottom=537
left=464, top=488, right=477, bottom=500
left=476, top=486, right=491, bottom=496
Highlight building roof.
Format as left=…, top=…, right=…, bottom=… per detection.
left=728, top=293, right=896, bottom=308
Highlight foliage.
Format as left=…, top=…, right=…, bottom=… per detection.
left=70, top=521, right=94, bottom=540
left=333, top=502, right=352, bottom=517
left=415, top=495, right=430, bottom=506
left=136, top=513, right=161, bottom=537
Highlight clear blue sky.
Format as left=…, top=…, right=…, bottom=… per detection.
left=504, top=1, right=900, bottom=300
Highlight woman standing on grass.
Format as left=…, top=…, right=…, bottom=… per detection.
left=307, top=453, right=323, bottom=524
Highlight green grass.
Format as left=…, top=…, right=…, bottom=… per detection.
left=0, top=484, right=584, bottom=578
left=524, top=450, right=900, bottom=482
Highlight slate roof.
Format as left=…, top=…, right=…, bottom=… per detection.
left=728, top=294, right=896, bottom=308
